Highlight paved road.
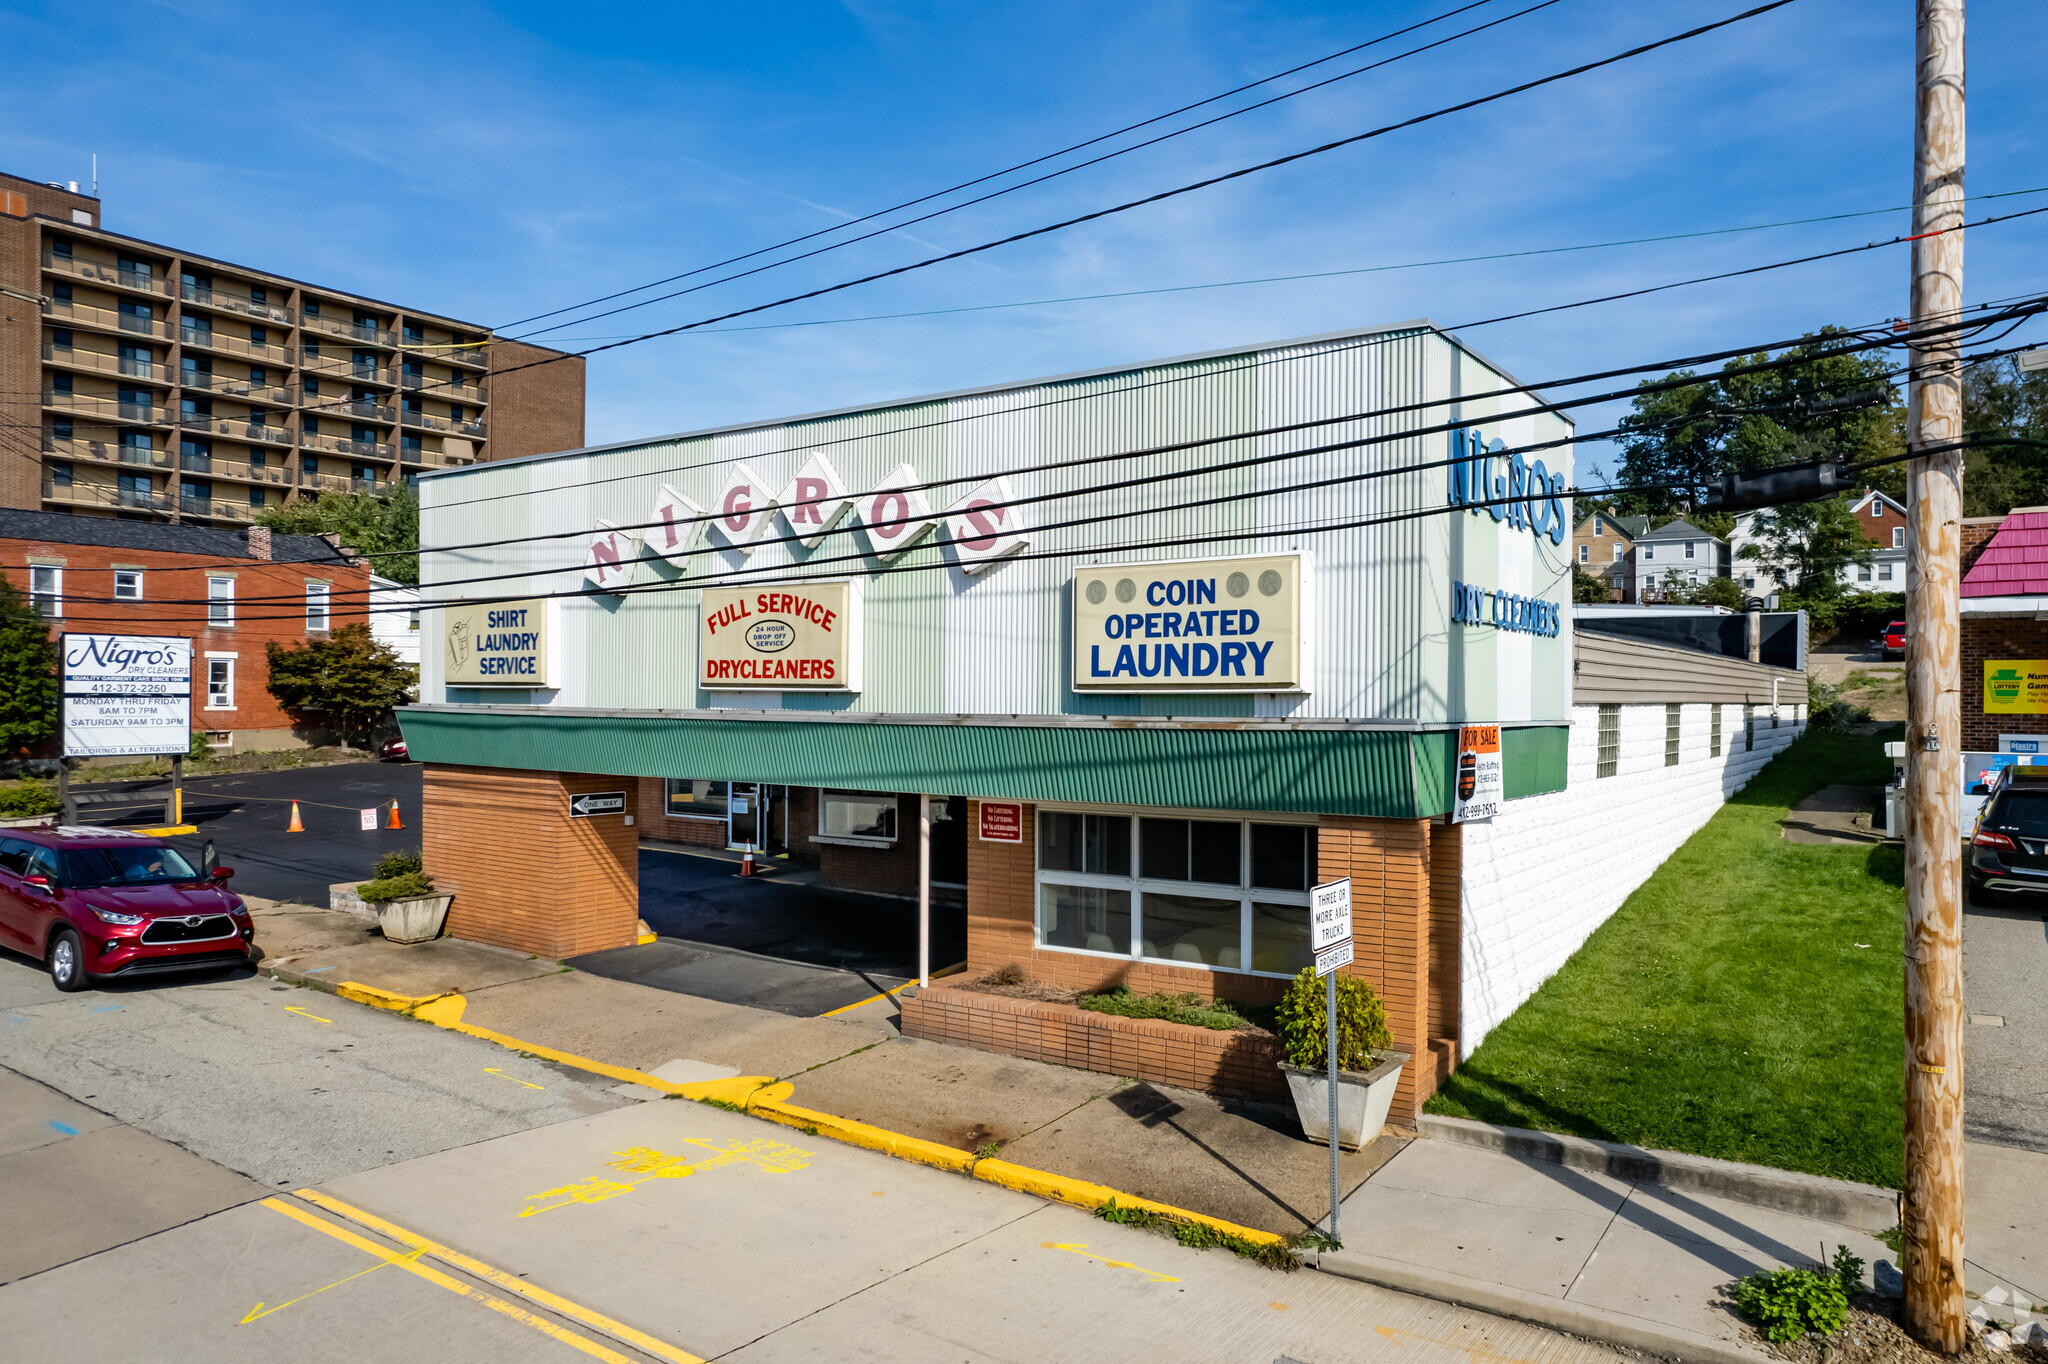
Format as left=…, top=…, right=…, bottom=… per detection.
left=77, top=761, right=423, bottom=904
left=0, top=951, right=1623, bottom=1364
left=1964, top=895, right=2048, bottom=1153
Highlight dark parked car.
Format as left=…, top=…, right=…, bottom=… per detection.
left=0, top=828, right=254, bottom=991
left=379, top=735, right=410, bottom=762
left=1883, top=621, right=1906, bottom=660
left=1968, top=764, right=2048, bottom=906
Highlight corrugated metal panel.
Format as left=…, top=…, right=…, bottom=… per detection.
left=398, top=708, right=1450, bottom=817
left=1572, top=629, right=1804, bottom=704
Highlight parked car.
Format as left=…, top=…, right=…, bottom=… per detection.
left=1883, top=621, right=1906, bottom=660
left=378, top=736, right=410, bottom=762
left=1967, top=764, right=2048, bottom=906
left=0, top=828, right=254, bottom=991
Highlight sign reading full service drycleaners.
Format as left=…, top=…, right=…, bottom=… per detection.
left=1072, top=554, right=1304, bottom=692
left=701, top=581, right=861, bottom=691
left=61, top=634, right=192, bottom=758
left=443, top=598, right=557, bottom=687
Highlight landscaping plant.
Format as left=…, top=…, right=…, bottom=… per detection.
left=1076, top=986, right=1248, bottom=1031
left=0, top=778, right=58, bottom=818
left=1731, top=1246, right=1862, bottom=1343
left=1274, top=968, right=1391, bottom=1071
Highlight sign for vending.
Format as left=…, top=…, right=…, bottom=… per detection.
left=1452, top=724, right=1504, bottom=824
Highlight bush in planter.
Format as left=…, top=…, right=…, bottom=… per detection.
left=357, top=870, right=435, bottom=903
left=373, top=848, right=424, bottom=881
left=0, top=778, right=58, bottom=818
left=1274, top=968, right=1391, bottom=1071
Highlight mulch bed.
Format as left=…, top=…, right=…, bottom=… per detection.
left=1763, top=1300, right=2047, bottom=1364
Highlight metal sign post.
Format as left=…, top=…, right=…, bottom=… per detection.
left=1310, top=877, right=1354, bottom=1245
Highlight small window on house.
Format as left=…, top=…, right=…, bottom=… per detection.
left=207, top=658, right=234, bottom=709
left=1710, top=704, right=1723, bottom=758
left=1893, top=527, right=1905, bottom=549
left=1597, top=704, right=1620, bottom=778
left=1685, top=542, right=1697, bottom=560
left=821, top=789, right=898, bottom=841
left=1613, top=543, right=1625, bottom=562
left=113, top=570, right=143, bottom=601
left=1872, top=501, right=1883, bottom=518
left=1879, top=563, right=1894, bottom=582
left=1594, top=522, right=1604, bottom=537
left=663, top=779, right=729, bottom=819
left=305, top=582, right=331, bottom=631
left=1642, top=544, right=1655, bottom=561
left=29, top=565, right=61, bottom=617
left=1579, top=543, right=1589, bottom=563
left=1665, top=703, right=1681, bottom=766
left=207, top=577, right=235, bottom=624
left=1858, top=564, right=1873, bottom=582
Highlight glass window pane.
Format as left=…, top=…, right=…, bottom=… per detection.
left=1251, top=901, right=1313, bottom=975
left=1189, top=820, right=1240, bottom=885
left=1250, top=823, right=1309, bottom=891
left=1139, top=817, right=1188, bottom=880
left=665, top=779, right=728, bottom=818
left=1039, top=883, right=1131, bottom=955
left=1140, top=891, right=1241, bottom=969
left=1083, top=813, right=1130, bottom=875
left=1039, top=810, right=1082, bottom=872
left=823, top=789, right=897, bottom=839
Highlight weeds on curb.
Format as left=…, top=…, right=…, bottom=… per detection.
left=799, top=1124, right=820, bottom=1136
left=1095, top=1199, right=1298, bottom=1272
left=1731, top=1246, right=1863, bottom=1343
left=1877, top=1223, right=1905, bottom=1256
left=975, top=1142, right=1003, bottom=1160
left=698, top=1097, right=747, bottom=1114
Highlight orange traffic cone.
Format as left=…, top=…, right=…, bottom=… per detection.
left=387, top=800, right=403, bottom=830
left=287, top=800, right=304, bottom=833
left=740, top=847, right=756, bottom=877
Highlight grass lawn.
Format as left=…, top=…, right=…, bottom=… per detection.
left=1427, top=726, right=1908, bottom=1189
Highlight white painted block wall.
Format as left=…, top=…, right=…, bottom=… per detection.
left=1458, top=700, right=1808, bottom=1053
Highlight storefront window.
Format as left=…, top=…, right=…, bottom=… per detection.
left=1036, top=809, right=1316, bottom=975
left=664, top=779, right=729, bottom=818
left=822, top=789, right=898, bottom=840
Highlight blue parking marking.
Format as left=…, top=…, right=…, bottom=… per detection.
left=89, top=1006, right=123, bottom=1013
left=48, top=1121, right=78, bottom=1136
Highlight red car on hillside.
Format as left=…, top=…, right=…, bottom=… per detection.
left=1883, top=621, right=1907, bottom=660
left=0, top=829, right=254, bottom=991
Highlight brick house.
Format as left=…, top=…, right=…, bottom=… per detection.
left=1571, top=511, right=1647, bottom=601
left=1841, top=489, right=1908, bottom=591
left=0, top=508, right=370, bottom=753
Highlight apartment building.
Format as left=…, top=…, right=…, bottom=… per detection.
left=0, top=171, right=584, bottom=526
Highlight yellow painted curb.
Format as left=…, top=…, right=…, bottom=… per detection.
left=337, top=982, right=439, bottom=1013
left=970, top=1158, right=1285, bottom=1247
left=750, top=1099, right=977, bottom=1175
left=136, top=824, right=199, bottom=837
left=636, top=932, right=659, bottom=946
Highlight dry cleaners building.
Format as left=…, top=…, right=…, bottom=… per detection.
left=401, top=321, right=1790, bottom=1123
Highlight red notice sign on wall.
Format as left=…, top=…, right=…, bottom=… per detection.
left=979, top=802, right=1023, bottom=842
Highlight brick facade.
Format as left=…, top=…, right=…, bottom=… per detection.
left=632, top=775, right=727, bottom=849
left=423, top=765, right=639, bottom=958
left=1962, top=616, right=2048, bottom=752
left=487, top=340, right=586, bottom=462
left=0, top=178, right=92, bottom=512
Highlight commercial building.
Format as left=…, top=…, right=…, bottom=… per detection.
left=0, top=508, right=369, bottom=753
left=397, top=322, right=1805, bottom=1123
left=0, top=171, right=585, bottom=527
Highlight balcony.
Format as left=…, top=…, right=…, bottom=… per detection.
left=44, top=390, right=172, bottom=425
left=45, top=477, right=169, bottom=514
left=178, top=283, right=293, bottom=326
left=42, top=252, right=173, bottom=297
left=303, top=470, right=382, bottom=495
left=42, top=432, right=174, bottom=469
left=401, top=445, right=477, bottom=468
left=399, top=409, right=486, bottom=439
left=301, top=314, right=396, bottom=347
left=399, top=371, right=489, bottom=405
left=301, top=431, right=392, bottom=459
left=176, top=325, right=291, bottom=364
left=336, top=398, right=396, bottom=423
left=443, top=344, right=489, bottom=369
left=177, top=414, right=296, bottom=447
left=179, top=370, right=295, bottom=405
left=180, top=453, right=292, bottom=486
left=179, top=497, right=258, bottom=524
left=46, top=298, right=170, bottom=340
left=43, top=344, right=159, bottom=382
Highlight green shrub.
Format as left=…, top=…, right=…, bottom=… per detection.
left=1731, top=1247, right=1862, bottom=1343
left=1274, top=968, right=1391, bottom=1070
left=1806, top=676, right=1871, bottom=732
left=0, top=778, right=58, bottom=817
left=189, top=731, right=212, bottom=762
left=358, top=870, right=435, bottom=902
left=1076, top=986, right=1247, bottom=1031
left=374, top=847, right=425, bottom=880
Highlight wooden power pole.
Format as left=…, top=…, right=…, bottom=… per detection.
left=1902, top=0, right=1966, bottom=1351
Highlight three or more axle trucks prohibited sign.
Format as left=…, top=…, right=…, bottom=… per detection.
left=569, top=792, right=627, bottom=818
left=61, top=634, right=193, bottom=758
left=979, top=802, right=1023, bottom=842
left=1453, top=724, right=1504, bottom=824
left=1311, top=877, right=1353, bottom=978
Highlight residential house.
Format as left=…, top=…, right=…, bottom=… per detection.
left=1841, top=489, right=1908, bottom=592
left=1572, top=511, right=1649, bottom=601
left=1632, top=519, right=1728, bottom=600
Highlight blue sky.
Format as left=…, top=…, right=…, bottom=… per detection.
left=6, top=0, right=2045, bottom=478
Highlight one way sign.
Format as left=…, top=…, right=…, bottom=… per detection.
left=568, top=791, right=627, bottom=818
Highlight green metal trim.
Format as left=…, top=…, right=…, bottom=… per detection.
left=398, top=709, right=1479, bottom=818
left=1502, top=724, right=1570, bottom=799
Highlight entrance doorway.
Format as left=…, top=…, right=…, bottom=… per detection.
left=728, top=783, right=788, bottom=853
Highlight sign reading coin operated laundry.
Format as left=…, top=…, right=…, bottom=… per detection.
left=1450, top=581, right=1561, bottom=638
left=442, top=597, right=557, bottom=686
left=700, top=580, right=861, bottom=691
left=1072, top=554, right=1303, bottom=691
left=60, top=633, right=193, bottom=758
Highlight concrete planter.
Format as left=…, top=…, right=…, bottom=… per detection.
left=372, top=893, right=453, bottom=945
left=0, top=814, right=58, bottom=829
left=1281, top=1051, right=1410, bottom=1150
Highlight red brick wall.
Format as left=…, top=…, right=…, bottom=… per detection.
left=486, top=340, right=585, bottom=462
left=811, top=791, right=924, bottom=896
left=633, top=775, right=727, bottom=847
left=1963, top=518, right=2001, bottom=578
left=424, top=765, right=638, bottom=957
left=1854, top=493, right=1908, bottom=547
left=1963, top=616, right=2048, bottom=751
left=1, top=534, right=369, bottom=745
left=0, top=213, right=42, bottom=512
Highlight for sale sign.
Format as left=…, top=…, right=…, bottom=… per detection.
left=61, top=634, right=192, bottom=758
left=1452, top=724, right=1504, bottom=823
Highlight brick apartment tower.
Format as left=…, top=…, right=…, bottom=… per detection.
left=0, top=169, right=585, bottom=523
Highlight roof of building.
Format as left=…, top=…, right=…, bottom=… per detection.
left=0, top=508, right=351, bottom=566
left=1635, top=518, right=1723, bottom=544
left=1962, top=508, right=2048, bottom=598
left=1576, top=511, right=1649, bottom=538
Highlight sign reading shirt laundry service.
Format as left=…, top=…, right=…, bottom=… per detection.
left=1984, top=661, right=2048, bottom=714
left=61, top=634, right=192, bottom=758
left=1072, top=554, right=1303, bottom=692
left=700, top=581, right=861, bottom=691
left=443, top=597, right=556, bottom=687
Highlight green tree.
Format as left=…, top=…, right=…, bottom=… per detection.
left=1738, top=497, right=1873, bottom=600
left=1571, top=566, right=1613, bottom=603
left=1665, top=575, right=1745, bottom=609
left=259, top=486, right=419, bottom=585
left=265, top=624, right=416, bottom=751
left=1961, top=355, right=2048, bottom=517
left=0, top=578, right=59, bottom=755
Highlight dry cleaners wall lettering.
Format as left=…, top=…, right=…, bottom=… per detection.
left=1072, top=554, right=1304, bottom=692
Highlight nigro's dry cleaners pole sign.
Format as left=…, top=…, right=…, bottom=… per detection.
left=61, top=634, right=192, bottom=757
left=1072, top=554, right=1304, bottom=692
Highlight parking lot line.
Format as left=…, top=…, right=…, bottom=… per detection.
left=258, top=1198, right=653, bottom=1363
left=292, top=1189, right=704, bottom=1364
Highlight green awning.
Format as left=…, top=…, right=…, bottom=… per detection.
left=398, top=707, right=1569, bottom=818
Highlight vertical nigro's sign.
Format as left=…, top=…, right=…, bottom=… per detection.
left=61, top=634, right=193, bottom=758
left=700, top=581, right=861, bottom=691
left=443, top=598, right=556, bottom=687
left=1071, top=554, right=1304, bottom=692
left=1452, top=724, right=1504, bottom=823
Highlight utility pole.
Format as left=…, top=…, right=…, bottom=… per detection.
left=1902, top=0, right=1966, bottom=1351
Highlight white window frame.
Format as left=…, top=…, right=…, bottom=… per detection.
left=1642, top=544, right=1655, bottom=560
left=1893, top=527, right=1905, bottom=549
left=816, top=789, right=900, bottom=847
left=1613, top=543, right=1625, bottom=562
left=1578, top=543, right=1589, bottom=563
left=305, top=580, right=331, bottom=632
left=112, top=568, right=144, bottom=601
left=207, top=575, right=235, bottom=625
left=1033, top=805, right=1318, bottom=978
left=1872, top=500, right=1883, bottom=518
left=662, top=778, right=728, bottom=822
left=205, top=653, right=235, bottom=710
left=1593, top=521, right=1604, bottom=537
left=1685, top=541, right=1697, bottom=560
left=28, top=564, right=61, bottom=617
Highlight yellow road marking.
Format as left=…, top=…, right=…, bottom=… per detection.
left=520, top=1138, right=816, bottom=1218
left=485, top=1067, right=544, bottom=1089
left=292, top=1190, right=703, bottom=1364
left=1375, top=1324, right=1537, bottom=1364
left=819, top=961, right=967, bottom=1016
left=258, top=1199, right=650, bottom=1362
left=1041, top=1241, right=1182, bottom=1283
left=240, top=1244, right=428, bottom=1323
left=284, top=1005, right=331, bottom=1024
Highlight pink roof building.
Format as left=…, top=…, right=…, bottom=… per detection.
left=1961, top=509, right=2048, bottom=597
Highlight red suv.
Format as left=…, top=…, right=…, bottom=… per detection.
left=1883, top=621, right=1907, bottom=660
left=0, top=828, right=254, bottom=992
